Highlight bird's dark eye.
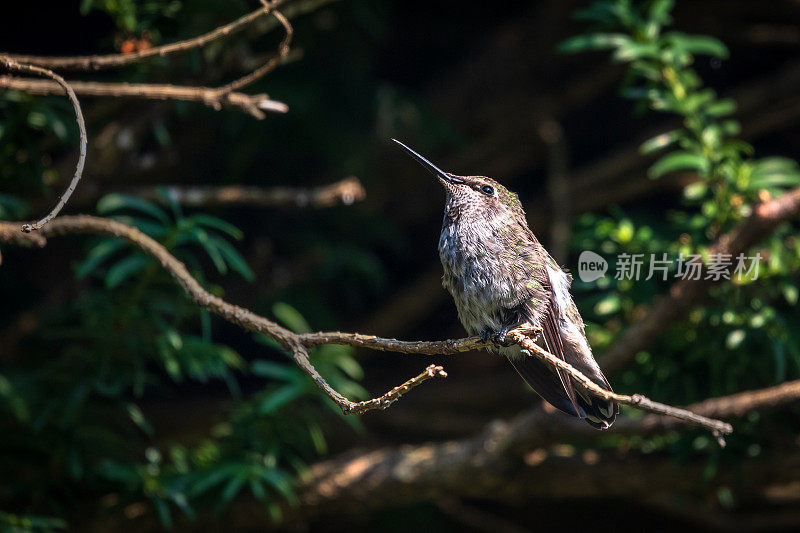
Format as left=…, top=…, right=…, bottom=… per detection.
left=481, top=185, right=494, bottom=196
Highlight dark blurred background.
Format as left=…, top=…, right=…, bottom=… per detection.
left=2, top=0, right=800, bottom=531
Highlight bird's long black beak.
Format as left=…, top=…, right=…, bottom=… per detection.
left=391, top=139, right=464, bottom=184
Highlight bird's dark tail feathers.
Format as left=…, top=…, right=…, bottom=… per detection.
left=508, top=351, right=617, bottom=429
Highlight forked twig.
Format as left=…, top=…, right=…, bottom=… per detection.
left=0, top=215, right=741, bottom=432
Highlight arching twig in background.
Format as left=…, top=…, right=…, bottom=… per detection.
left=0, top=59, right=87, bottom=233
left=216, top=2, right=294, bottom=94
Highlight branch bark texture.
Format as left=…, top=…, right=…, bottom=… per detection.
left=0, top=215, right=734, bottom=431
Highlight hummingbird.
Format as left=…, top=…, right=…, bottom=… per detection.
left=393, top=139, right=617, bottom=429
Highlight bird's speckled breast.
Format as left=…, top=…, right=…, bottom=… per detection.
left=438, top=213, right=517, bottom=336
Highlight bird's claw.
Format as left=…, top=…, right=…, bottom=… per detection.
left=480, top=327, right=514, bottom=348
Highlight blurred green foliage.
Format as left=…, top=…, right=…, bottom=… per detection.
left=1, top=4, right=374, bottom=525
left=0, top=189, right=366, bottom=528
left=3, top=0, right=800, bottom=529
left=563, top=0, right=800, bottom=475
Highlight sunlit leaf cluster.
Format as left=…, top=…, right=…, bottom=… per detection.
left=564, top=0, right=800, bottom=469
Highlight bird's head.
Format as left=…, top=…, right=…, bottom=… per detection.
left=392, top=139, right=524, bottom=222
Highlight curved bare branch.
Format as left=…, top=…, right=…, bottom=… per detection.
left=0, top=59, right=87, bottom=233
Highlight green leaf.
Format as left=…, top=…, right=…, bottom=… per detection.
left=307, top=420, right=328, bottom=455
left=105, top=254, right=150, bottom=289
left=647, top=0, right=674, bottom=25
left=210, top=236, right=255, bottom=281
left=574, top=3, right=619, bottom=24
left=157, top=186, right=184, bottom=220
left=749, top=157, right=800, bottom=189
left=782, top=283, right=799, bottom=305
left=259, top=469, right=296, bottom=503
left=76, top=238, right=129, bottom=278
left=258, top=383, right=307, bottom=414
left=612, top=42, right=659, bottom=61
left=720, top=120, right=742, bottom=136
left=254, top=333, right=283, bottom=351
left=97, top=194, right=170, bottom=225
left=333, top=350, right=364, bottom=380
left=705, top=99, right=737, bottom=117
left=0, top=511, right=67, bottom=530
left=662, top=32, right=729, bottom=59
left=648, top=151, right=710, bottom=179
left=153, top=498, right=172, bottom=529
left=218, top=472, right=247, bottom=511
left=751, top=157, right=800, bottom=176
left=110, top=215, right=169, bottom=237
left=748, top=173, right=800, bottom=190
left=682, top=89, right=717, bottom=113
left=190, top=228, right=227, bottom=275
left=250, top=479, right=267, bottom=502
left=251, top=360, right=299, bottom=381
left=189, top=214, right=244, bottom=240
left=639, top=130, right=683, bottom=154
left=126, top=403, right=153, bottom=436
left=170, top=492, right=195, bottom=521
left=190, top=465, right=240, bottom=497
left=721, top=139, right=753, bottom=157
left=96, top=460, right=140, bottom=484
left=272, top=302, right=312, bottom=334
left=558, top=33, right=632, bottom=53
left=683, top=182, right=707, bottom=200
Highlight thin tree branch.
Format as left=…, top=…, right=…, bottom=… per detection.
left=292, top=340, right=447, bottom=414
left=678, top=378, right=800, bottom=420
left=341, top=364, right=448, bottom=415
left=0, top=3, right=283, bottom=70
left=506, top=327, right=732, bottom=443
left=289, top=379, right=800, bottom=521
left=149, top=177, right=366, bottom=208
left=0, top=0, right=342, bottom=73
left=0, top=77, right=288, bottom=119
left=0, top=2, right=308, bottom=119
left=0, top=59, right=87, bottom=233
left=0, top=215, right=737, bottom=430
left=216, top=2, right=293, bottom=95
left=0, top=215, right=445, bottom=414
